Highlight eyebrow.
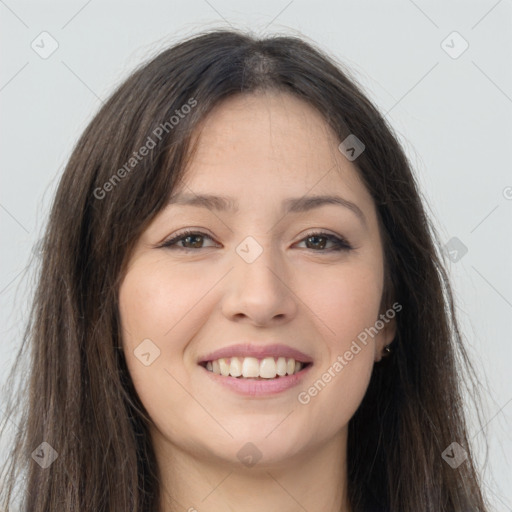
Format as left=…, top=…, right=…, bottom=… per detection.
left=167, top=193, right=367, bottom=226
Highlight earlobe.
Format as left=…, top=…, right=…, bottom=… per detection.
left=382, top=343, right=393, bottom=357
left=375, top=315, right=397, bottom=362
left=375, top=341, right=393, bottom=362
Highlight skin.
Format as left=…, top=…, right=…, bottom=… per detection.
left=119, top=90, right=396, bottom=512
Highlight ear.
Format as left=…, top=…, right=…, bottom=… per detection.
left=374, top=309, right=397, bottom=362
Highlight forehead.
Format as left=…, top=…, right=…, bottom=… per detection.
left=178, top=91, right=375, bottom=217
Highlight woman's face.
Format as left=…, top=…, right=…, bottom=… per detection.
left=119, top=91, right=396, bottom=468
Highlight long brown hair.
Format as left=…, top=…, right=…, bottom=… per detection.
left=0, top=28, right=488, bottom=511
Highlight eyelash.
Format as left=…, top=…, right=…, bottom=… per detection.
left=160, top=229, right=352, bottom=252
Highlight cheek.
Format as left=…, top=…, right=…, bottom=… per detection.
left=298, top=285, right=378, bottom=438
left=119, top=259, right=211, bottom=350
left=294, top=260, right=382, bottom=423
left=118, top=258, right=227, bottom=393
left=302, top=346, right=374, bottom=442
left=305, top=258, right=384, bottom=348
left=117, top=261, right=210, bottom=440
left=117, top=262, right=192, bottom=388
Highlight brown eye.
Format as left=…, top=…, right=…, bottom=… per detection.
left=161, top=230, right=217, bottom=250
left=305, top=234, right=328, bottom=250
left=180, top=234, right=205, bottom=248
left=298, top=232, right=352, bottom=252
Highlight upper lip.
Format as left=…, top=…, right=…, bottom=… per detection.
left=198, top=343, right=314, bottom=364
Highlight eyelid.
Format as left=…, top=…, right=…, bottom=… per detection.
left=299, top=228, right=347, bottom=242
left=158, top=228, right=219, bottom=249
left=159, top=228, right=352, bottom=251
left=298, top=229, right=352, bottom=251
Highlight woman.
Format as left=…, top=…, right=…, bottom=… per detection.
left=0, top=29, right=488, bottom=511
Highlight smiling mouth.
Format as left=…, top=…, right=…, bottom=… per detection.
left=199, top=356, right=313, bottom=380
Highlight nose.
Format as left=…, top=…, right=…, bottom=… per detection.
left=220, top=242, right=298, bottom=327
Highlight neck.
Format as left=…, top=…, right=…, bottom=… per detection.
left=154, top=428, right=351, bottom=512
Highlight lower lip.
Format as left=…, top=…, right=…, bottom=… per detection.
left=200, top=364, right=313, bottom=397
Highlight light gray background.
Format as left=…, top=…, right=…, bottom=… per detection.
left=1, top=0, right=511, bottom=509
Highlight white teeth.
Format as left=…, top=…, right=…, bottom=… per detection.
left=259, top=357, right=277, bottom=378
left=276, top=356, right=287, bottom=376
left=219, top=358, right=230, bottom=376
left=205, top=356, right=306, bottom=378
left=229, top=357, right=242, bottom=377
left=242, top=357, right=260, bottom=378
